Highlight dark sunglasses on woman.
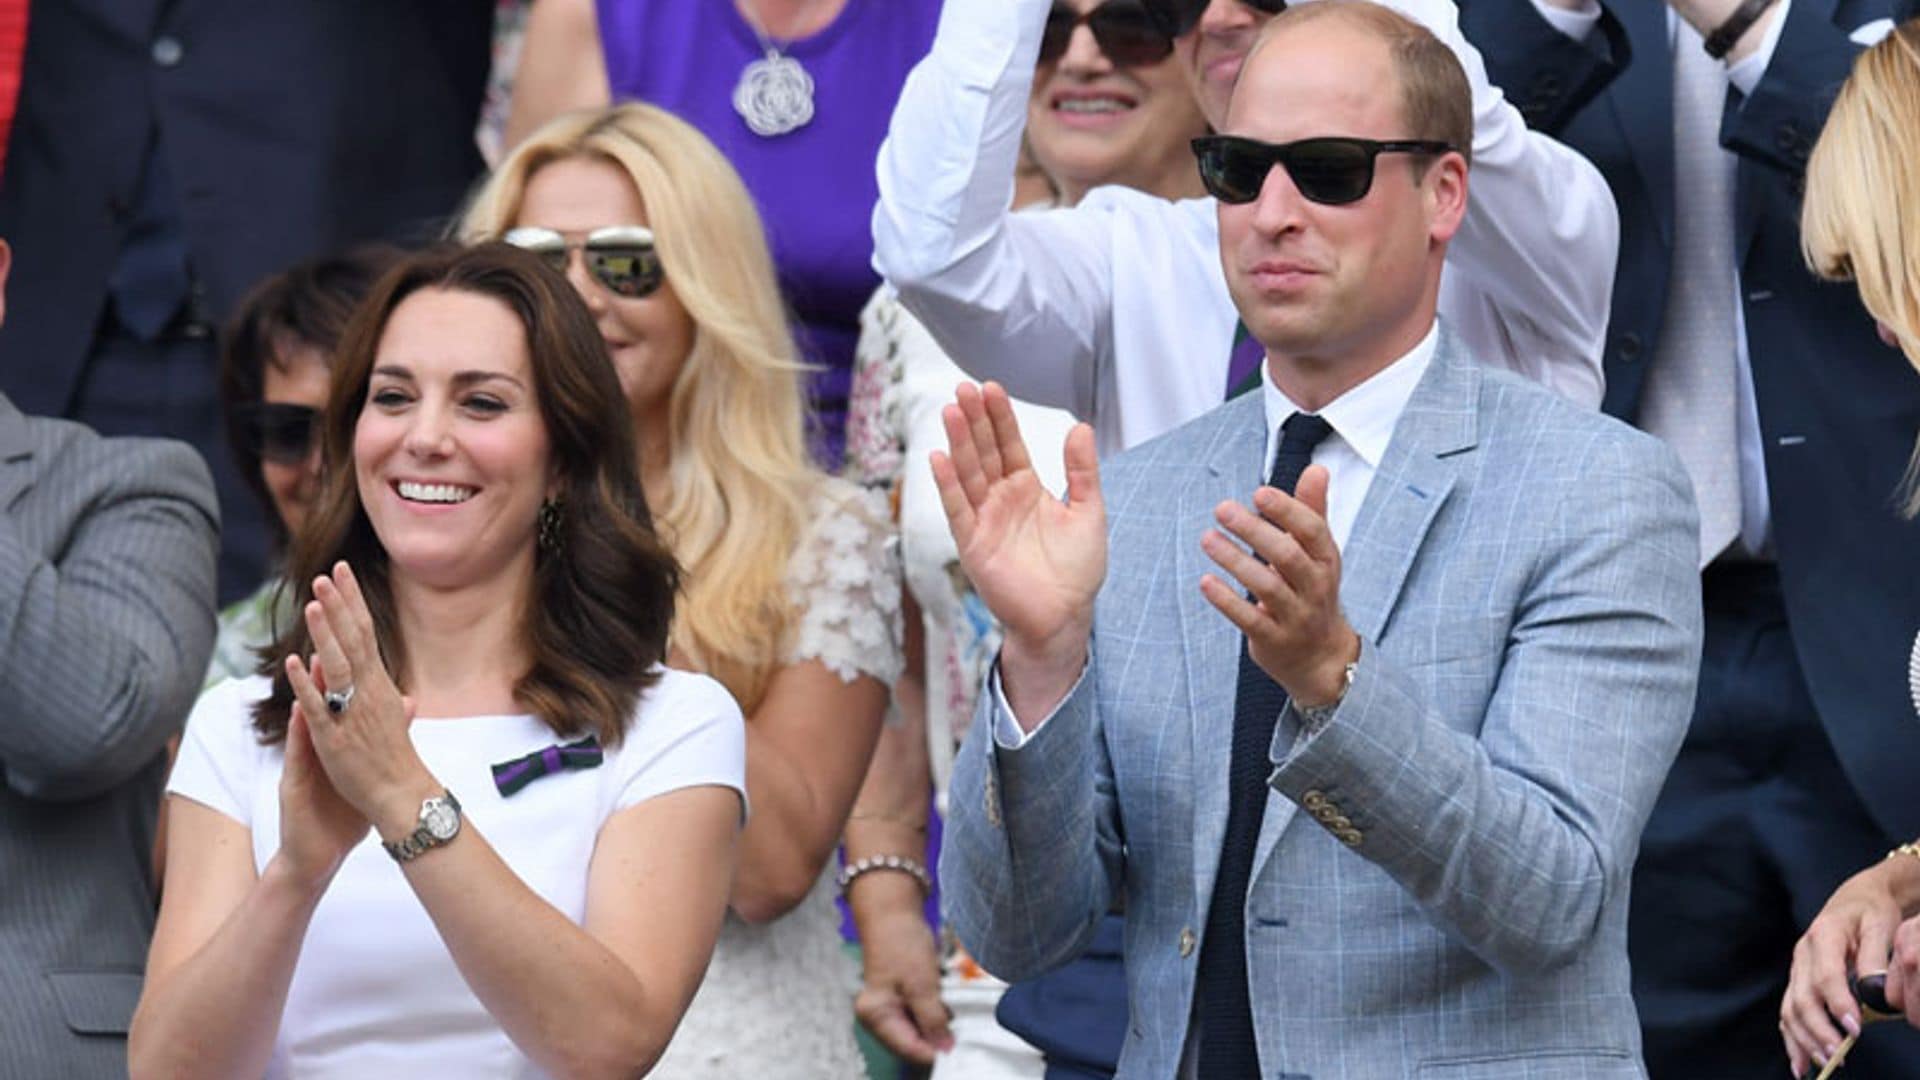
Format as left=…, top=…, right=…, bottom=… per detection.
left=234, top=402, right=320, bottom=466
left=1191, top=134, right=1455, bottom=206
left=1041, top=0, right=1175, bottom=67
left=502, top=225, right=665, bottom=299
left=1140, top=0, right=1286, bottom=39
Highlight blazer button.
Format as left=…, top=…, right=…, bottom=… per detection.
left=151, top=35, right=185, bottom=68
left=1616, top=332, right=1643, bottom=362
left=1179, top=927, right=1197, bottom=957
left=1302, top=790, right=1330, bottom=812
left=1337, top=828, right=1364, bottom=848
left=1329, top=814, right=1353, bottom=832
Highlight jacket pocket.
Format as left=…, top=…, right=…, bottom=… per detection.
left=1416, top=1047, right=1637, bottom=1078
left=44, top=969, right=144, bottom=1035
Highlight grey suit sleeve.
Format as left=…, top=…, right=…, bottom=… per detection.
left=0, top=438, right=220, bottom=801
left=1270, top=435, right=1702, bottom=976
left=939, top=655, right=1123, bottom=981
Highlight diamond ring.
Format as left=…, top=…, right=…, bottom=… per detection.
left=324, top=684, right=356, bottom=715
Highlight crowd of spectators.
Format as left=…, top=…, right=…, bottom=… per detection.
left=2, top=1, right=1920, bottom=1078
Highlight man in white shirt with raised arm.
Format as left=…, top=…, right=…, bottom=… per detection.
left=873, top=0, right=1619, bottom=455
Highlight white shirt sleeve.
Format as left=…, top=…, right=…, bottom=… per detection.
left=609, top=671, right=749, bottom=817
left=1378, top=0, right=1616, bottom=409
left=870, top=0, right=1113, bottom=418
left=1529, top=0, right=1603, bottom=40
left=166, top=676, right=273, bottom=825
left=1726, top=0, right=1793, bottom=98
left=986, top=652, right=1089, bottom=750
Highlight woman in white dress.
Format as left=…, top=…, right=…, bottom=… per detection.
left=460, top=102, right=902, bottom=1077
left=130, top=243, right=747, bottom=1076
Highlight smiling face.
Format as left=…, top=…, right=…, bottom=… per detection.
left=259, top=339, right=332, bottom=536
left=512, top=155, right=695, bottom=432
left=1216, top=16, right=1464, bottom=377
left=1027, top=0, right=1210, bottom=203
left=353, top=287, right=554, bottom=592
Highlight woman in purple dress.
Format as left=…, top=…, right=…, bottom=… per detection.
left=509, top=0, right=939, bottom=469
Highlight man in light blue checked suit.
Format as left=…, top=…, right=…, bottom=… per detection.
left=933, top=3, right=1704, bottom=1076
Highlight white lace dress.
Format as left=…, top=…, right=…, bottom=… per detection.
left=648, top=477, right=903, bottom=1079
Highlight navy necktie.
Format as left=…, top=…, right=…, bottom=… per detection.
left=1196, top=411, right=1334, bottom=1077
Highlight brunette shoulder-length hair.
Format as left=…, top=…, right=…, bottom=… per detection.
left=251, top=242, right=680, bottom=747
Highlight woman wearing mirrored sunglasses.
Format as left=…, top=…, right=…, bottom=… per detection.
left=843, top=4, right=1206, bottom=1077
left=208, top=244, right=405, bottom=687
left=459, top=101, right=903, bottom=1079
left=1782, top=20, right=1920, bottom=1079
left=506, top=0, right=942, bottom=472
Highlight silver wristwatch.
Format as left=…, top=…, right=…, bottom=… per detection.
left=1295, top=661, right=1357, bottom=732
left=383, top=789, right=462, bottom=863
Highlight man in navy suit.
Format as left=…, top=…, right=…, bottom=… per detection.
left=1461, top=0, right=1920, bottom=1073
left=0, top=0, right=492, bottom=602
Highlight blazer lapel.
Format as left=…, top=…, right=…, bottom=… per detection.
left=0, top=395, right=38, bottom=511
left=1181, top=394, right=1266, bottom=912
left=1607, top=3, right=1677, bottom=252
left=1245, top=328, right=1476, bottom=885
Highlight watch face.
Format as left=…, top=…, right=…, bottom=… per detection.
left=422, top=799, right=460, bottom=841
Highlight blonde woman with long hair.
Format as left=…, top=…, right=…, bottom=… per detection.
left=461, top=103, right=901, bottom=1077
left=1783, top=18, right=1920, bottom=1076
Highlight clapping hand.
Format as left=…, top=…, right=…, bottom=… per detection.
left=283, top=562, right=435, bottom=845
left=930, top=382, right=1105, bottom=726
left=1198, top=466, right=1359, bottom=708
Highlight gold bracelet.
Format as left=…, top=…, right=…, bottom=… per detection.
left=1886, top=841, right=1920, bottom=864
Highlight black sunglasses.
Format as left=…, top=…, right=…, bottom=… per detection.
left=235, top=402, right=320, bottom=466
left=1041, top=1, right=1175, bottom=68
left=503, top=225, right=665, bottom=299
left=1191, top=134, right=1456, bottom=206
left=1141, top=0, right=1287, bottom=39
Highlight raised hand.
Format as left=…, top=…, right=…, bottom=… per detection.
left=284, top=562, right=437, bottom=842
left=1198, top=464, right=1359, bottom=707
left=930, top=382, right=1105, bottom=725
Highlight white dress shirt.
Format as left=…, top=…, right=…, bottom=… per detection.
left=1529, top=0, right=1799, bottom=557
left=991, top=325, right=1438, bottom=748
left=873, top=0, right=1618, bottom=457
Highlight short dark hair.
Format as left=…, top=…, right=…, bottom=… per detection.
left=1258, top=0, right=1474, bottom=172
left=219, top=244, right=405, bottom=547
left=252, top=243, right=681, bottom=749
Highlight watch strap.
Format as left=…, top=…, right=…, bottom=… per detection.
left=1294, top=661, right=1357, bottom=732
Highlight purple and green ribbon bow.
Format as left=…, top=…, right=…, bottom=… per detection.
left=490, top=735, right=603, bottom=796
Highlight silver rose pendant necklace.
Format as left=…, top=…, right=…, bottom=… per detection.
left=733, top=0, right=820, bottom=138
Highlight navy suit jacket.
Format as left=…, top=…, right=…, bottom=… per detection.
left=1462, top=0, right=1920, bottom=841
left=0, top=0, right=491, bottom=418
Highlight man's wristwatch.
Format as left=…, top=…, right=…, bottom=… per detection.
left=383, top=789, right=462, bottom=863
left=1295, top=661, right=1357, bottom=731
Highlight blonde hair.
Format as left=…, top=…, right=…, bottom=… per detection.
left=1803, top=20, right=1920, bottom=512
left=459, top=103, right=818, bottom=711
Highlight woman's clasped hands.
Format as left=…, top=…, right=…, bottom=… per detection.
left=275, top=561, right=430, bottom=891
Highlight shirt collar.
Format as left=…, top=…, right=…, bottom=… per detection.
left=1260, top=322, right=1438, bottom=470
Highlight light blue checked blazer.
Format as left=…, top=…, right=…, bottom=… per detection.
left=942, top=326, right=1704, bottom=1079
